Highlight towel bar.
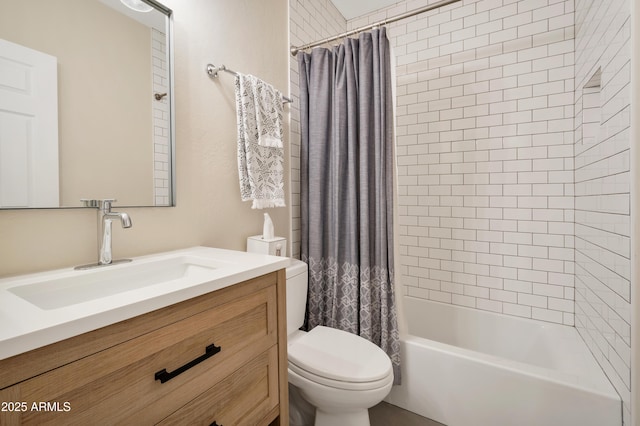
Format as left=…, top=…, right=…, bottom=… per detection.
left=206, top=63, right=293, bottom=104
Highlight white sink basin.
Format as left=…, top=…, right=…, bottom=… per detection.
left=7, top=255, right=221, bottom=310
left=0, top=246, right=290, bottom=361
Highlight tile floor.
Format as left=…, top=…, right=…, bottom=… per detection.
left=370, top=402, right=444, bottom=426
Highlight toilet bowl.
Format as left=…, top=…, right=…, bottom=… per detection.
left=285, top=259, right=393, bottom=426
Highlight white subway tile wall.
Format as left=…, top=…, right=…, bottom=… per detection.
left=289, top=0, right=347, bottom=258
left=574, top=0, right=631, bottom=422
left=152, top=28, right=170, bottom=205
left=350, top=0, right=576, bottom=325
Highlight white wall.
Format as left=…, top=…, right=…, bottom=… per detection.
left=631, top=1, right=640, bottom=423
left=573, top=0, right=631, bottom=422
left=352, top=0, right=576, bottom=325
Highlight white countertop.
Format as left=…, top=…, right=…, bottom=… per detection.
left=0, top=246, right=290, bottom=361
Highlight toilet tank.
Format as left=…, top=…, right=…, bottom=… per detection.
left=286, top=259, right=308, bottom=336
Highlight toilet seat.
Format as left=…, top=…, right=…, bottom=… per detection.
left=288, top=326, right=393, bottom=391
left=289, top=360, right=394, bottom=391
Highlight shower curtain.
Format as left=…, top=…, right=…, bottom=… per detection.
left=297, top=27, right=400, bottom=382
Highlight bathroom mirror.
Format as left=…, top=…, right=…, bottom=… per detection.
left=0, top=0, right=174, bottom=209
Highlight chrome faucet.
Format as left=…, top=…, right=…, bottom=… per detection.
left=99, top=199, right=132, bottom=265
left=75, top=199, right=132, bottom=270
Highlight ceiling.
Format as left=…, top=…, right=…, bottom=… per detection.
left=330, top=0, right=400, bottom=20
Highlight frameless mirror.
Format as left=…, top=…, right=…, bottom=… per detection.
left=0, top=0, right=174, bottom=208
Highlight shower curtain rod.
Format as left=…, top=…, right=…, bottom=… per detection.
left=290, top=0, right=462, bottom=56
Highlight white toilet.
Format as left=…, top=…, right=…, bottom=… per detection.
left=285, top=259, right=394, bottom=426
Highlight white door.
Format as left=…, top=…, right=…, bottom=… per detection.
left=0, top=38, right=59, bottom=208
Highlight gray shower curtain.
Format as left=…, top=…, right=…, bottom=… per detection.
left=298, top=27, right=400, bottom=382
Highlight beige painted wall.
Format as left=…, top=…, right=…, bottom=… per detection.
left=0, top=0, right=290, bottom=277
left=0, top=0, right=154, bottom=207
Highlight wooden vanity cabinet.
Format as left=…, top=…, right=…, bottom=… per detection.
left=0, top=270, right=289, bottom=426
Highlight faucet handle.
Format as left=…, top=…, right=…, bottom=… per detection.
left=100, top=199, right=116, bottom=212
left=79, top=199, right=116, bottom=212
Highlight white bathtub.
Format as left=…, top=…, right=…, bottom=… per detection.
left=385, top=296, right=621, bottom=426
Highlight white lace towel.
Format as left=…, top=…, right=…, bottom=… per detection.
left=251, top=75, right=284, bottom=148
left=235, top=73, right=286, bottom=209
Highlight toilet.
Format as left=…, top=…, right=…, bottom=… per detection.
left=285, top=259, right=394, bottom=426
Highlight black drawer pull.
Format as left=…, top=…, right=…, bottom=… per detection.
left=210, top=422, right=222, bottom=426
left=154, top=343, right=221, bottom=384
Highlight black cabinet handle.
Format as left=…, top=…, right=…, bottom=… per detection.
left=210, top=422, right=222, bottom=426
left=154, top=343, right=221, bottom=384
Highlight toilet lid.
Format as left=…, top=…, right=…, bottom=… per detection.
left=288, top=326, right=392, bottom=383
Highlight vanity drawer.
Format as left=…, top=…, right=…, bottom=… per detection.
left=158, top=346, right=279, bottom=426
left=3, top=286, right=277, bottom=425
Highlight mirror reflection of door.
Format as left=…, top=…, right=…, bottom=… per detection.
left=0, top=38, right=59, bottom=208
left=0, top=0, right=173, bottom=209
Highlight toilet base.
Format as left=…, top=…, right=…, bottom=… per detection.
left=315, top=408, right=370, bottom=426
left=289, top=383, right=316, bottom=426
left=288, top=365, right=393, bottom=426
